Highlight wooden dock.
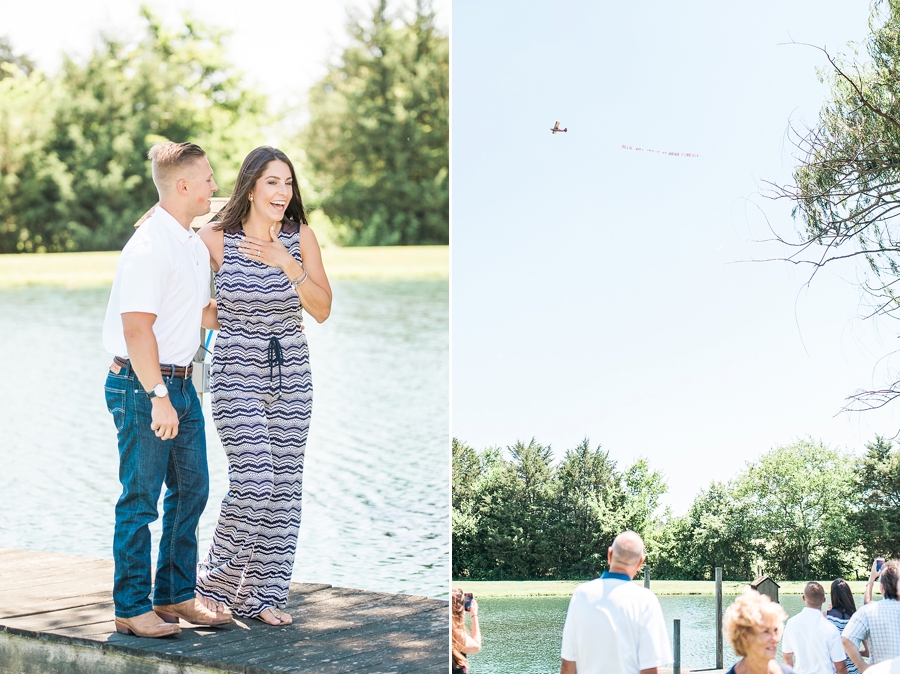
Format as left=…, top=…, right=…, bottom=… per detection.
left=0, top=548, right=448, bottom=674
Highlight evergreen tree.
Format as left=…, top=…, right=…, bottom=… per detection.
left=551, top=438, right=622, bottom=577
left=301, top=0, right=448, bottom=245
left=852, top=436, right=900, bottom=559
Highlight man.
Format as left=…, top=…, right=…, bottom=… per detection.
left=842, top=560, right=900, bottom=671
left=559, top=531, right=671, bottom=674
left=782, top=581, right=848, bottom=674
left=103, top=142, right=229, bottom=637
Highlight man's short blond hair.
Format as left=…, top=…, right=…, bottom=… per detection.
left=804, top=581, right=825, bottom=606
left=723, top=588, right=788, bottom=657
left=148, top=142, right=207, bottom=193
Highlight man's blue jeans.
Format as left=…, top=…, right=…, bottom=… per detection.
left=105, top=363, right=209, bottom=619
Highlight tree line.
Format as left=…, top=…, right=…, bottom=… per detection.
left=0, top=0, right=447, bottom=253
left=452, top=436, right=900, bottom=581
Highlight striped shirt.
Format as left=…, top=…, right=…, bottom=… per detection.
left=825, top=610, right=860, bottom=674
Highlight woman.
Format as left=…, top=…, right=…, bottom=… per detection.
left=452, top=589, right=482, bottom=673
left=723, top=588, right=794, bottom=674
left=826, top=578, right=866, bottom=674
left=195, top=146, right=332, bottom=626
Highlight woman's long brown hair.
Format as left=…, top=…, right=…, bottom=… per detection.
left=830, top=578, right=857, bottom=617
left=213, top=146, right=307, bottom=233
left=451, top=589, right=467, bottom=670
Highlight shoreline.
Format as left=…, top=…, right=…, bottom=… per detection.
left=0, top=245, right=449, bottom=289
left=454, top=579, right=874, bottom=597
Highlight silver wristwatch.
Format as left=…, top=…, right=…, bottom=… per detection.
left=147, top=383, right=168, bottom=399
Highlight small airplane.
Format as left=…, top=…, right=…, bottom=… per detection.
left=550, top=121, right=568, bottom=134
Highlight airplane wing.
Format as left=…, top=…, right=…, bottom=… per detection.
left=553, top=121, right=560, bottom=130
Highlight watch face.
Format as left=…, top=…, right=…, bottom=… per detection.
left=153, top=384, right=168, bottom=398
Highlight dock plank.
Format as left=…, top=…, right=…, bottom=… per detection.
left=0, top=568, right=113, bottom=596
left=229, top=601, right=445, bottom=666
left=0, top=548, right=447, bottom=673
left=0, top=592, right=111, bottom=620
left=101, top=590, right=442, bottom=664
left=0, top=560, right=113, bottom=591
left=0, top=600, right=116, bottom=632
left=254, top=607, right=446, bottom=671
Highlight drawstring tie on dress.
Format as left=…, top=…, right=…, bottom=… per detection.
left=267, top=336, right=284, bottom=393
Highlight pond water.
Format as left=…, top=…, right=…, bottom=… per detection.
left=465, top=592, right=868, bottom=674
left=0, top=279, right=449, bottom=599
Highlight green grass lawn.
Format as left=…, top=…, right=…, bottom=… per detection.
left=0, top=245, right=449, bottom=289
left=453, top=579, right=873, bottom=597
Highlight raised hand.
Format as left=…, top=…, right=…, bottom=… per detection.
left=237, top=225, right=296, bottom=272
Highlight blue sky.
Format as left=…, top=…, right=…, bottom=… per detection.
left=451, top=0, right=899, bottom=513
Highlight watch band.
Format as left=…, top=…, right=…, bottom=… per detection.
left=147, top=383, right=168, bottom=399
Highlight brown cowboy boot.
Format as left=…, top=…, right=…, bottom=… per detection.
left=153, top=598, right=233, bottom=626
left=115, top=610, right=182, bottom=637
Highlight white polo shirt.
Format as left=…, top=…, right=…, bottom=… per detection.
left=782, top=606, right=845, bottom=674
left=561, top=574, right=672, bottom=674
left=103, top=206, right=210, bottom=366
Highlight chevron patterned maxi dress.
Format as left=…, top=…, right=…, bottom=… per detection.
left=196, top=221, right=312, bottom=618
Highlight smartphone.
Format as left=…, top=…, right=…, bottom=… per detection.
left=464, top=593, right=473, bottom=612
left=876, top=557, right=885, bottom=572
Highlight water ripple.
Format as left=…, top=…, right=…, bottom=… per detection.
left=0, top=279, right=448, bottom=599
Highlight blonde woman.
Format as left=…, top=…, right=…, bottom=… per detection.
left=452, top=589, right=481, bottom=673
left=723, top=588, right=794, bottom=674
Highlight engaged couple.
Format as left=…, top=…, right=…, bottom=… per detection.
left=103, top=141, right=332, bottom=637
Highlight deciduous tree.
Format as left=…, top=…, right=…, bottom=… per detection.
left=0, top=37, right=35, bottom=78
left=769, top=1, right=900, bottom=417
left=0, top=6, right=267, bottom=253
left=735, top=439, right=854, bottom=578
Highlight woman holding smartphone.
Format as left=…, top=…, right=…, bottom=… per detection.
left=452, top=589, right=482, bottom=673
left=865, top=557, right=886, bottom=605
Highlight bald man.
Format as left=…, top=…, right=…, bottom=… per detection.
left=560, top=531, right=671, bottom=674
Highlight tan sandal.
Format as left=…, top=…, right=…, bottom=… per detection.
left=253, top=608, right=286, bottom=626
left=271, top=608, right=292, bottom=625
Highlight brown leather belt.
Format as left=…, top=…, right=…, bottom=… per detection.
left=112, top=356, right=193, bottom=379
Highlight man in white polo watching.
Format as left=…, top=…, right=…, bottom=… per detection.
left=560, top=530, right=671, bottom=674
left=782, top=581, right=848, bottom=674
left=103, top=142, right=229, bottom=637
